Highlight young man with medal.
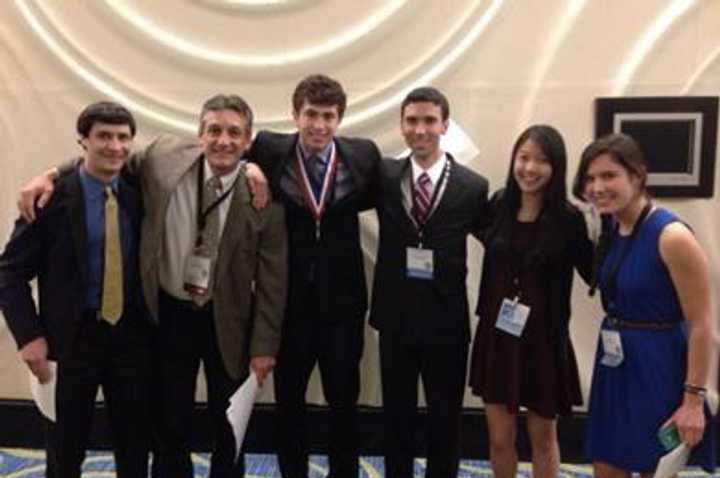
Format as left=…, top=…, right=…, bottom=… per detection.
left=248, top=74, right=382, bottom=478
left=14, top=95, right=288, bottom=478
left=0, top=102, right=152, bottom=477
left=368, top=87, right=490, bottom=478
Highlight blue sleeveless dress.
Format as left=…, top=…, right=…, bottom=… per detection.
left=585, top=208, right=716, bottom=472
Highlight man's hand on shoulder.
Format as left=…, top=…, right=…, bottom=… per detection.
left=19, top=336, right=52, bottom=384
left=17, top=168, right=59, bottom=222
left=245, top=162, right=270, bottom=210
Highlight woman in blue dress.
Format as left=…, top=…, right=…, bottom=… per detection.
left=573, top=133, right=716, bottom=476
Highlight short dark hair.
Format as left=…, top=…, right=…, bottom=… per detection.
left=199, top=94, right=254, bottom=134
left=292, top=74, right=347, bottom=119
left=572, top=133, right=647, bottom=200
left=401, top=87, right=450, bottom=121
left=76, top=101, right=136, bottom=138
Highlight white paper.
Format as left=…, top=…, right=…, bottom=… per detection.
left=707, top=388, right=718, bottom=416
left=653, top=443, right=690, bottom=478
left=29, top=360, right=57, bottom=422
left=226, top=371, right=260, bottom=463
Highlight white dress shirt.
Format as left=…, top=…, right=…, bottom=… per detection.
left=404, top=152, right=450, bottom=221
left=159, top=158, right=242, bottom=300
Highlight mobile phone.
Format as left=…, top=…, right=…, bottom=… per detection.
left=657, top=423, right=681, bottom=451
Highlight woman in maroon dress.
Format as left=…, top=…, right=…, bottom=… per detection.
left=469, top=125, right=593, bottom=478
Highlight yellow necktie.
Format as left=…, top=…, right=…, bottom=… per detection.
left=101, top=186, right=123, bottom=324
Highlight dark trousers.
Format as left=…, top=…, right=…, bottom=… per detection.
left=151, top=290, right=245, bottom=478
left=273, top=291, right=363, bottom=478
left=50, top=311, right=151, bottom=478
left=379, top=332, right=468, bottom=478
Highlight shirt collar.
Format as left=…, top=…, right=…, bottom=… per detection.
left=410, top=152, right=447, bottom=186
left=203, top=157, right=242, bottom=192
left=298, top=139, right=334, bottom=165
left=79, top=165, right=120, bottom=195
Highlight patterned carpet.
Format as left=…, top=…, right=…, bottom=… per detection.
left=0, top=448, right=717, bottom=477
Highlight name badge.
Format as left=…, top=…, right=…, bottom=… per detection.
left=600, top=329, right=624, bottom=367
left=495, top=297, right=530, bottom=337
left=406, top=247, right=434, bottom=280
left=183, top=249, right=212, bottom=296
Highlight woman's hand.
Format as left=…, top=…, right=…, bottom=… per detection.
left=667, top=394, right=705, bottom=447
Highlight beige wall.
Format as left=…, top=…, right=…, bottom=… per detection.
left=1, top=0, right=718, bottom=408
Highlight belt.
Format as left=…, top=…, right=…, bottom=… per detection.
left=159, top=288, right=211, bottom=312
left=605, top=316, right=681, bottom=330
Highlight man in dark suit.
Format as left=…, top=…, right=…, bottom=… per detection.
left=369, top=87, right=489, bottom=478
left=248, top=74, right=381, bottom=478
left=0, top=102, right=152, bottom=478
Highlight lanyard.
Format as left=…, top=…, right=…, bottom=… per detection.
left=508, top=217, right=541, bottom=301
left=601, top=202, right=652, bottom=313
left=294, top=141, right=339, bottom=240
left=195, top=161, right=238, bottom=245
left=411, top=158, right=450, bottom=244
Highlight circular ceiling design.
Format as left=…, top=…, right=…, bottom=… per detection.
left=15, top=0, right=504, bottom=132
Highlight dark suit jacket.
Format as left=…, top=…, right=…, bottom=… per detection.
left=369, top=155, right=489, bottom=345
left=0, top=163, right=143, bottom=361
left=248, top=131, right=381, bottom=323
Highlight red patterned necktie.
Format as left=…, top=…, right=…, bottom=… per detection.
left=413, top=172, right=432, bottom=225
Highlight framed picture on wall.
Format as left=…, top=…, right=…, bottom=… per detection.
left=595, top=96, right=718, bottom=198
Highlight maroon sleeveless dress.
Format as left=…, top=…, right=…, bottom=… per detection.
left=469, top=220, right=582, bottom=418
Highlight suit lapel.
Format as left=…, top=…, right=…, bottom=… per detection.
left=335, top=138, right=359, bottom=186
left=65, top=170, right=89, bottom=288
left=215, top=170, right=251, bottom=280
left=280, top=134, right=361, bottom=208
left=424, top=155, right=459, bottom=227
left=118, top=173, right=142, bottom=225
left=274, top=134, right=304, bottom=206
left=385, top=157, right=417, bottom=237
left=156, top=152, right=203, bottom=253
left=278, top=133, right=298, bottom=186
left=333, top=137, right=374, bottom=207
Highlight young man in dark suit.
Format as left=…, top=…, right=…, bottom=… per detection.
left=248, top=74, right=381, bottom=478
left=0, top=102, right=152, bottom=478
left=369, top=87, right=489, bottom=478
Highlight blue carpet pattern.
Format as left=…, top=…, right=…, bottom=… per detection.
left=0, top=448, right=717, bottom=477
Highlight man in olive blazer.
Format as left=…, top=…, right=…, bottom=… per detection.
left=136, top=133, right=286, bottom=381
left=133, top=97, right=286, bottom=478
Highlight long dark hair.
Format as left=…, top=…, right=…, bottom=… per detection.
left=485, top=125, right=570, bottom=263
